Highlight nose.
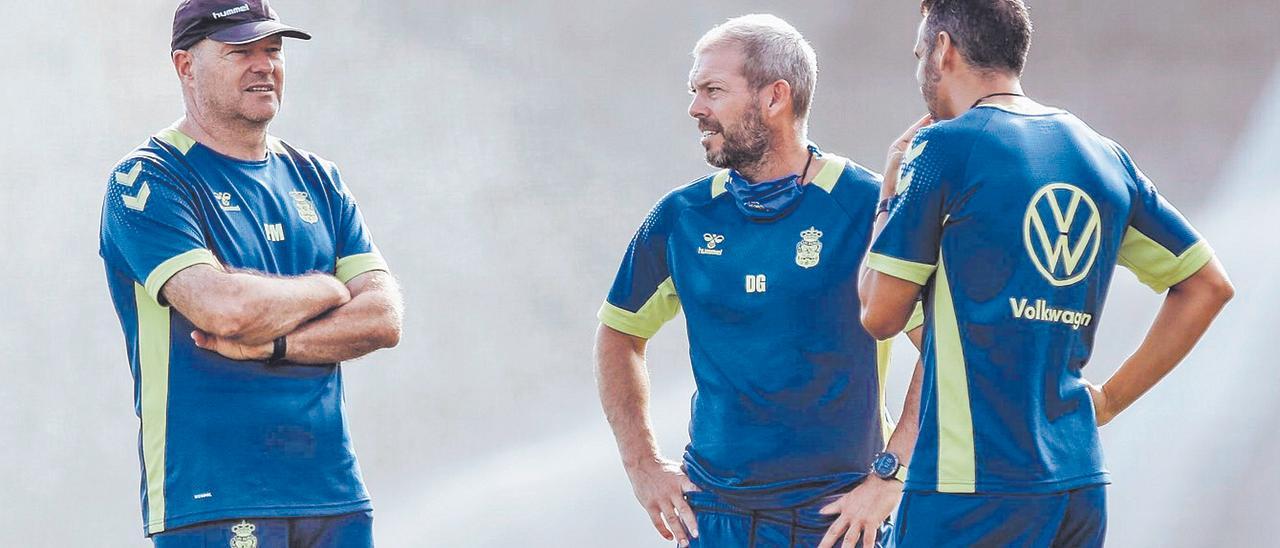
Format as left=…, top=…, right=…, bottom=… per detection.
left=249, top=50, right=276, bottom=75
left=688, top=93, right=709, bottom=120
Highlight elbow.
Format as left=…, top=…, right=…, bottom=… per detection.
left=374, top=300, right=404, bottom=349
left=379, top=322, right=402, bottom=349
left=861, top=308, right=901, bottom=341
left=202, top=300, right=255, bottom=339
left=1175, top=263, right=1236, bottom=308
left=1211, top=277, right=1236, bottom=305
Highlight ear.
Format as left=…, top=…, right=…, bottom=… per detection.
left=763, top=79, right=792, bottom=118
left=933, top=31, right=958, bottom=73
left=173, top=49, right=195, bottom=83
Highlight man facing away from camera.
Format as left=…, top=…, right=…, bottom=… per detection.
left=849, top=0, right=1234, bottom=545
left=99, top=1, right=402, bottom=546
left=595, top=14, right=923, bottom=548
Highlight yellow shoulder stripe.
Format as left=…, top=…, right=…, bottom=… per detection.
left=153, top=126, right=197, bottom=155
left=710, top=170, right=731, bottom=199
left=811, top=155, right=848, bottom=193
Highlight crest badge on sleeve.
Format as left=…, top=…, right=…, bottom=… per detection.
left=229, top=521, right=258, bottom=548
left=795, top=226, right=823, bottom=268
left=289, top=191, right=319, bottom=224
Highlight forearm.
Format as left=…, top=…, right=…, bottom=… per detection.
left=1101, top=258, right=1233, bottom=419
left=280, top=285, right=403, bottom=364
left=222, top=270, right=351, bottom=344
left=165, top=264, right=350, bottom=344
left=595, top=324, right=662, bottom=468
left=857, top=157, right=901, bottom=306
left=857, top=146, right=923, bottom=338
left=885, top=359, right=924, bottom=466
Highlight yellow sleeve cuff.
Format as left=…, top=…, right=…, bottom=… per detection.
left=1117, top=228, right=1213, bottom=293
left=335, top=252, right=389, bottom=284
left=866, top=252, right=936, bottom=286
left=144, top=248, right=218, bottom=302
left=597, top=278, right=681, bottom=339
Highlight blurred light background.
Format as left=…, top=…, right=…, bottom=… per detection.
left=0, top=1, right=1276, bottom=546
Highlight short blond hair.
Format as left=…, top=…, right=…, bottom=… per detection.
left=693, top=14, right=819, bottom=129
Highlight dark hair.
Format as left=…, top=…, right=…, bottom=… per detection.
left=920, top=0, right=1033, bottom=75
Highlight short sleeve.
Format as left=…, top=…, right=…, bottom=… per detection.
left=326, top=162, right=389, bottom=284
left=99, top=158, right=217, bottom=302
left=597, top=197, right=681, bottom=339
left=1113, top=147, right=1213, bottom=293
left=867, top=127, right=955, bottom=285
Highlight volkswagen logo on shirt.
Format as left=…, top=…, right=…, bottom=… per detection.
left=1022, top=183, right=1102, bottom=287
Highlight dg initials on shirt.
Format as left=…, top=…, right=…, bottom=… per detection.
left=745, top=274, right=767, bottom=293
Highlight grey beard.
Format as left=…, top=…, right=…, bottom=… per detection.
left=705, top=108, right=771, bottom=172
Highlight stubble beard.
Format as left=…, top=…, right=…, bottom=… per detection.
left=197, top=87, right=276, bottom=134
left=705, top=106, right=772, bottom=173
left=921, top=60, right=947, bottom=121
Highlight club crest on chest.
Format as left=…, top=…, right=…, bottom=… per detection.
left=289, top=191, right=319, bottom=224
left=795, top=226, right=823, bottom=268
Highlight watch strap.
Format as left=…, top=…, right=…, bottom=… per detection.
left=267, top=335, right=287, bottom=365
left=876, top=196, right=896, bottom=215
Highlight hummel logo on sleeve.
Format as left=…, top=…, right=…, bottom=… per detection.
left=122, top=182, right=152, bottom=211
left=114, top=162, right=143, bottom=187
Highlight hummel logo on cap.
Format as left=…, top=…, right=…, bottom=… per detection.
left=171, top=0, right=310, bottom=52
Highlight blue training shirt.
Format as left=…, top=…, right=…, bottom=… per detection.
left=867, top=104, right=1214, bottom=495
left=99, top=126, right=388, bottom=535
left=600, top=153, right=918, bottom=510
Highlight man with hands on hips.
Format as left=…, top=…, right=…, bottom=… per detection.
left=847, top=1, right=1233, bottom=546
left=595, top=14, right=922, bottom=548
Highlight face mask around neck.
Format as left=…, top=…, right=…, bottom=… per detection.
left=725, top=170, right=806, bottom=222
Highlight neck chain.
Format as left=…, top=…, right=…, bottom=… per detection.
left=797, top=149, right=815, bottom=184
left=970, top=92, right=1025, bottom=109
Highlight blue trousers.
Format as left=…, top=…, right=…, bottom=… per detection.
left=893, top=485, right=1106, bottom=547
left=151, top=511, right=373, bottom=548
left=685, top=489, right=891, bottom=548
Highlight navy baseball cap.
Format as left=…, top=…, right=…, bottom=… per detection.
left=171, top=0, right=311, bottom=51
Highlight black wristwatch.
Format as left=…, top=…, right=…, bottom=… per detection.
left=876, top=196, right=896, bottom=216
left=267, top=336, right=288, bottom=365
left=870, top=451, right=907, bottom=482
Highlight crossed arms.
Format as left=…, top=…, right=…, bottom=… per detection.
left=162, top=263, right=403, bottom=364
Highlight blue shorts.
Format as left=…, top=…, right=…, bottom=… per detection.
left=893, top=485, right=1106, bottom=547
left=685, top=489, right=891, bottom=548
left=151, top=511, right=373, bottom=548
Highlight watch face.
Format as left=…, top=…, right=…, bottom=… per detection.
left=872, top=452, right=899, bottom=477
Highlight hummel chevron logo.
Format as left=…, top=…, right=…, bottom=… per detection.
left=114, top=162, right=142, bottom=187
left=903, top=140, right=928, bottom=165
left=122, top=181, right=152, bottom=211
left=895, top=170, right=914, bottom=196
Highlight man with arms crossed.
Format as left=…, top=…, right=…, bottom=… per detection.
left=596, top=14, right=922, bottom=547
left=846, top=1, right=1234, bottom=546
left=99, top=1, right=402, bottom=546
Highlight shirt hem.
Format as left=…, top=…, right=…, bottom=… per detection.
left=145, top=498, right=372, bottom=537
left=904, top=471, right=1111, bottom=495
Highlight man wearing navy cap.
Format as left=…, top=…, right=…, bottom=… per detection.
left=99, top=1, right=402, bottom=546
